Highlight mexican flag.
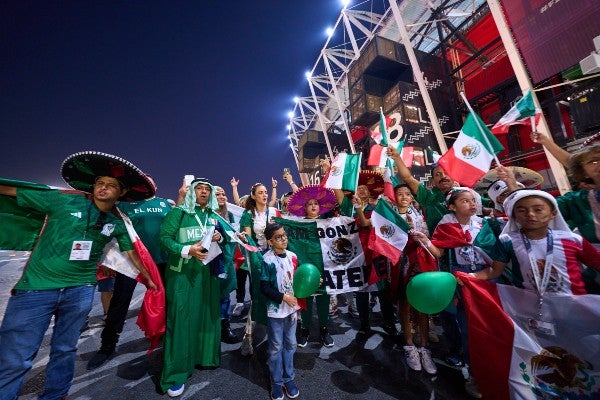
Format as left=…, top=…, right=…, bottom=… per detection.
left=117, top=210, right=166, bottom=352
left=370, top=108, right=389, bottom=146
left=275, top=216, right=367, bottom=295
left=368, top=109, right=394, bottom=167
left=437, top=111, right=504, bottom=187
left=368, top=199, right=411, bottom=265
left=458, top=273, right=600, bottom=400
left=427, top=146, right=441, bottom=164
left=383, top=158, right=399, bottom=201
left=491, top=90, right=541, bottom=134
left=321, top=152, right=362, bottom=192
left=431, top=213, right=497, bottom=271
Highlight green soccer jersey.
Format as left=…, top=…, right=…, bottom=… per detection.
left=118, top=197, right=171, bottom=264
left=15, top=188, right=133, bottom=290
left=415, top=183, right=450, bottom=234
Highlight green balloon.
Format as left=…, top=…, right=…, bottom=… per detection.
left=293, top=263, right=321, bottom=298
left=406, top=271, right=457, bottom=314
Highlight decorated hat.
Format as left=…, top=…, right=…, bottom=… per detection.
left=287, top=185, right=337, bottom=217
left=487, top=179, right=525, bottom=212
left=357, top=170, right=384, bottom=196
left=580, top=132, right=600, bottom=149
left=61, top=151, right=156, bottom=201
left=473, top=166, right=543, bottom=193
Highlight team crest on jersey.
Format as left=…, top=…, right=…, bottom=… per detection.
left=461, top=143, right=480, bottom=159
left=379, top=224, right=395, bottom=239
left=160, top=201, right=167, bottom=207
left=100, top=224, right=115, bottom=236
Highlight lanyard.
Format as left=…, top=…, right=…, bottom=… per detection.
left=520, top=228, right=553, bottom=319
left=194, top=209, right=210, bottom=238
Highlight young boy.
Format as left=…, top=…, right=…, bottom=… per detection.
left=472, top=189, right=600, bottom=295
left=260, top=223, right=301, bottom=400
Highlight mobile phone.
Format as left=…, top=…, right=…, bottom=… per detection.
left=184, top=175, right=195, bottom=186
left=283, top=168, right=290, bottom=175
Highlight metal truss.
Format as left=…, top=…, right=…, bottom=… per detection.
left=287, top=0, right=484, bottom=164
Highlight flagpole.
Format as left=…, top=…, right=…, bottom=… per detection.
left=459, top=91, right=501, bottom=166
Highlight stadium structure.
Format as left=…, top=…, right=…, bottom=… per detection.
left=286, top=0, right=600, bottom=195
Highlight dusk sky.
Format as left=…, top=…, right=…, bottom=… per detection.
left=1, top=1, right=343, bottom=200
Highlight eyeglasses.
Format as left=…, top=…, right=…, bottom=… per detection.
left=584, top=159, right=600, bottom=166
left=271, top=234, right=288, bottom=242
left=94, top=180, right=121, bottom=191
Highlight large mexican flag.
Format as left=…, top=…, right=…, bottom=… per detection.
left=459, top=273, right=600, bottom=400
left=275, top=216, right=367, bottom=295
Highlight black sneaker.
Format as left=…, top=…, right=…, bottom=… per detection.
left=382, top=323, right=399, bottom=336
left=320, top=327, right=334, bottom=347
left=297, top=328, right=309, bottom=348
left=358, top=323, right=371, bottom=335
left=87, top=348, right=114, bottom=370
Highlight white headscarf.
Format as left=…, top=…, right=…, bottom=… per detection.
left=178, top=178, right=219, bottom=214
left=500, top=189, right=570, bottom=236
left=487, top=180, right=525, bottom=213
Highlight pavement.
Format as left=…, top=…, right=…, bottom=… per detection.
left=0, top=252, right=472, bottom=400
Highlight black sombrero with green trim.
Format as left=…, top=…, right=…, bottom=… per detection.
left=61, top=151, right=156, bottom=201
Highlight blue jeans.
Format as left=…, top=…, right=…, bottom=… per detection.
left=0, top=285, right=95, bottom=400
left=267, top=313, right=297, bottom=386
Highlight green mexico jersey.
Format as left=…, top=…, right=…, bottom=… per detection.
left=118, top=197, right=171, bottom=264
left=15, top=188, right=132, bottom=290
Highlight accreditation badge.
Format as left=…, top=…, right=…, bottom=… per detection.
left=70, top=240, right=93, bottom=260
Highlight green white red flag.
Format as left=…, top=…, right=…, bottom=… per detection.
left=458, top=273, right=600, bottom=400
left=383, top=158, right=399, bottom=200
left=321, top=152, right=362, bottom=192
left=491, top=90, right=541, bottom=134
left=368, top=199, right=411, bottom=265
left=275, top=216, right=367, bottom=295
left=437, top=111, right=504, bottom=187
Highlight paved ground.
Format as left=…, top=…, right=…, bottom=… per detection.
left=1, top=252, right=471, bottom=400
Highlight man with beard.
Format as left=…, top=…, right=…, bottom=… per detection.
left=387, top=146, right=456, bottom=233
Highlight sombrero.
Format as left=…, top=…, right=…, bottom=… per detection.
left=357, top=170, right=384, bottom=196
left=287, top=185, right=337, bottom=217
left=580, top=132, right=600, bottom=149
left=473, top=166, right=543, bottom=193
left=61, top=151, right=156, bottom=201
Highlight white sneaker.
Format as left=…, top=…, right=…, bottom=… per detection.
left=403, top=345, right=422, bottom=371
left=419, top=347, right=437, bottom=374
left=167, top=383, right=185, bottom=397
left=232, top=302, right=244, bottom=317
